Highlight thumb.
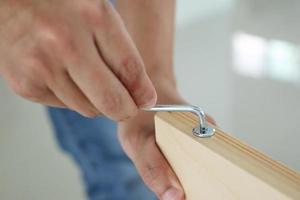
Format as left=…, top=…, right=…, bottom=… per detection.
left=119, top=126, right=185, bottom=200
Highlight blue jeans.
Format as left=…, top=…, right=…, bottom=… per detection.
left=47, top=107, right=156, bottom=200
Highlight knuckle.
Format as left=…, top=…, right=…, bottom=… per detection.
left=36, top=20, right=60, bottom=45
left=12, top=78, right=43, bottom=101
left=22, top=55, right=52, bottom=83
left=101, top=92, right=122, bottom=116
left=36, top=20, right=75, bottom=55
left=119, top=56, right=144, bottom=88
left=10, top=60, right=47, bottom=101
left=38, top=29, right=61, bottom=49
left=79, top=1, right=109, bottom=28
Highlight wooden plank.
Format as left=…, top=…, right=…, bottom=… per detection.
left=155, top=112, right=300, bottom=200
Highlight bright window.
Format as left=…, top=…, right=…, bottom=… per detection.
left=232, top=32, right=300, bottom=85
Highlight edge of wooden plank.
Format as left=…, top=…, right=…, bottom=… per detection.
left=155, top=112, right=300, bottom=198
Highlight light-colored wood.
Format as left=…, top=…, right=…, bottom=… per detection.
left=155, top=112, right=300, bottom=200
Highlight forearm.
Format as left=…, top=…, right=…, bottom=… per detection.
left=116, top=0, right=176, bottom=88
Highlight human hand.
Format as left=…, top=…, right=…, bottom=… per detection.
left=0, top=0, right=156, bottom=120
left=118, top=80, right=215, bottom=200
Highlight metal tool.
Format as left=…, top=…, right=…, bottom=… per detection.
left=143, top=104, right=215, bottom=138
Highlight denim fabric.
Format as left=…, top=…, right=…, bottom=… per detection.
left=47, top=107, right=156, bottom=200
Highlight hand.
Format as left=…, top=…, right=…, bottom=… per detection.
left=0, top=0, right=156, bottom=120
left=118, top=81, right=216, bottom=200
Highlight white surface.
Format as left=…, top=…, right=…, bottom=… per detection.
left=175, top=0, right=300, bottom=171
left=0, top=81, right=86, bottom=200
left=176, top=0, right=234, bottom=26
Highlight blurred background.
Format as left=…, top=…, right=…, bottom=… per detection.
left=1, top=0, right=300, bottom=199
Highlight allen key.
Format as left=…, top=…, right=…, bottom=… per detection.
left=143, top=104, right=215, bottom=138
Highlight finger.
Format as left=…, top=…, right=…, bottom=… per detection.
left=21, top=86, right=66, bottom=108
left=32, top=88, right=66, bottom=108
left=92, top=1, right=157, bottom=108
left=22, top=25, right=101, bottom=118
left=66, top=40, right=138, bottom=121
left=12, top=81, right=66, bottom=108
left=206, top=114, right=217, bottom=126
left=120, top=128, right=185, bottom=200
left=1, top=65, right=65, bottom=108
left=47, top=70, right=100, bottom=118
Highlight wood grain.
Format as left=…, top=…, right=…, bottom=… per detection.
left=155, top=112, right=300, bottom=200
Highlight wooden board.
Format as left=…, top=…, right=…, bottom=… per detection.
left=155, top=112, right=300, bottom=200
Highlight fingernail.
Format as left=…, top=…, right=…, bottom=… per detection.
left=162, top=187, right=184, bottom=200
